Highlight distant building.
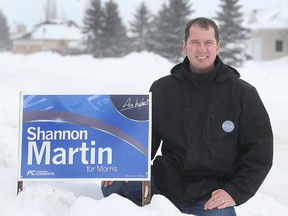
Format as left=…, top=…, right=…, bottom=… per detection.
left=246, top=5, right=288, bottom=61
left=12, top=20, right=86, bottom=55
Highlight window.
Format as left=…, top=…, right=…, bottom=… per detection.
left=275, top=40, right=283, bottom=52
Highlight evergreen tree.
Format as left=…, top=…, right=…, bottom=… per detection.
left=101, top=0, right=129, bottom=57
left=151, top=0, right=193, bottom=62
left=129, top=2, right=153, bottom=52
left=149, top=3, right=170, bottom=56
left=0, top=10, right=11, bottom=51
left=215, top=0, right=249, bottom=66
left=83, top=0, right=105, bottom=57
left=83, top=0, right=128, bottom=58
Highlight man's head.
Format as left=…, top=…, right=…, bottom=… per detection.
left=183, top=17, right=220, bottom=73
left=184, top=17, right=220, bottom=44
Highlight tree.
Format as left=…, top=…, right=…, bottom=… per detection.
left=83, top=0, right=105, bottom=57
left=215, top=0, right=249, bottom=67
left=83, top=0, right=129, bottom=58
left=101, top=0, right=129, bottom=57
left=44, top=0, right=57, bottom=21
left=129, top=2, right=153, bottom=52
left=0, top=10, right=11, bottom=51
left=151, top=0, right=193, bottom=62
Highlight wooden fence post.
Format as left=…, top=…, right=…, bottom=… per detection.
left=17, top=181, right=23, bottom=195
left=142, top=181, right=151, bottom=206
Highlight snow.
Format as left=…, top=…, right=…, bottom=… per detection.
left=0, top=51, right=288, bottom=215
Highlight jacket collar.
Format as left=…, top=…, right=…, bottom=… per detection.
left=171, top=56, right=240, bottom=83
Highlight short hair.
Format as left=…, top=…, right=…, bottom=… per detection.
left=184, top=17, right=219, bottom=44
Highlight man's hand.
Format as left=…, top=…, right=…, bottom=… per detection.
left=204, top=189, right=236, bottom=210
left=101, top=181, right=128, bottom=187
left=101, top=181, right=114, bottom=187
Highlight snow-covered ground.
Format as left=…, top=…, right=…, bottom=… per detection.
left=0, top=52, right=287, bottom=215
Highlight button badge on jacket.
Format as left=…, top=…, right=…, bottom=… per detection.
left=222, top=120, right=235, bottom=133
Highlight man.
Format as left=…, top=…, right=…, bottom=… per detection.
left=102, top=17, right=273, bottom=216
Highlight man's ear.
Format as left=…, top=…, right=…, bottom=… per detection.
left=216, top=42, right=220, bottom=54
left=183, top=40, right=187, bottom=55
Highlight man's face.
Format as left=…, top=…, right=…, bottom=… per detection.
left=183, top=25, right=220, bottom=73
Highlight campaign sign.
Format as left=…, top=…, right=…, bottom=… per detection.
left=18, top=94, right=151, bottom=180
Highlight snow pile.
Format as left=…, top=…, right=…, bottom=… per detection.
left=0, top=52, right=288, bottom=215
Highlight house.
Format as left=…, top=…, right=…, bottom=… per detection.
left=13, top=20, right=86, bottom=55
left=246, top=5, right=288, bottom=61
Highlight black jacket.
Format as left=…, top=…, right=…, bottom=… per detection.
left=149, top=56, right=273, bottom=206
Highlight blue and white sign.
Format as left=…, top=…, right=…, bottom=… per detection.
left=18, top=93, right=151, bottom=180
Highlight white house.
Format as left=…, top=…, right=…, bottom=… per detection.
left=13, top=20, right=86, bottom=55
left=246, top=5, right=288, bottom=61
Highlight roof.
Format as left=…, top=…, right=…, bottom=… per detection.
left=17, top=20, right=84, bottom=40
left=246, top=4, right=288, bottom=30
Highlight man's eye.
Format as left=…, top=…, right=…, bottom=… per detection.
left=190, top=41, right=199, bottom=45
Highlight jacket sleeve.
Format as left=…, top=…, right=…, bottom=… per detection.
left=149, top=81, right=162, bottom=160
left=222, top=86, right=273, bottom=205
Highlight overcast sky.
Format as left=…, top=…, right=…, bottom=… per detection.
left=0, top=0, right=287, bottom=31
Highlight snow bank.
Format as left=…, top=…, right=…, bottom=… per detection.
left=0, top=52, right=288, bottom=215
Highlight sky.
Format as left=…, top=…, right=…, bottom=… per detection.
left=0, top=0, right=287, bottom=31
left=1, top=51, right=288, bottom=215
